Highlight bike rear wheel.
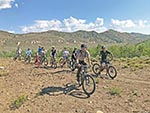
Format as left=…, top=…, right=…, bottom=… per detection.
left=92, top=63, right=100, bottom=76
left=51, top=63, right=57, bottom=69
left=44, top=59, right=48, bottom=66
left=108, top=66, right=117, bottom=79
left=82, top=74, right=96, bottom=96
left=67, top=60, right=71, bottom=68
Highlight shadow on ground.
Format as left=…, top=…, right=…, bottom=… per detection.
left=39, top=83, right=89, bottom=99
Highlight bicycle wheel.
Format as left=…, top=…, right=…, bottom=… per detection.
left=77, top=73, right=83, bottom=87
left=92, top=63, right=100, bottom=76
left=67, top=60, right=71, bottom=68
left=82, top=74, right=96, bottom=96
left=59, top=58, right=64, bottom=67
left=108, top=66, right=117, bottom=79
left=53, top=62, right=57, bottom=69
left=44, top=59, right=48, bottom=66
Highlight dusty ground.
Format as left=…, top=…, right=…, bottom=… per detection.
left=0, top=58, right=150, bottom=113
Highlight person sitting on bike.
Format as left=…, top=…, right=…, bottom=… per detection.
left=41, top=47, right=47, bottom=58
left=62, top=47, right=69, bottom=60
left=99, top=45, right=113, bottom=71
left=71, top=47, right=77, bottom=71
left=61, top=47, right=70, bottom=66
left=38, top=46, right=43, bottom=56
left=14, top=47, right=22, bottom=60
left=76, top=44, right=91, bottom=82
left=25, top=48, right=32, bottom=62
left=50, top=46, right=57, bottom=62
left=38, top=47, right=46, bottom=62
left=26, top=48, right=32, bottom=57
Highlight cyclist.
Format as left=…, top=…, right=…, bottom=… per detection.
left=99, top=46, right=113, bottom=72
left=63, top=47, right=69, bottom=60
left=61, top=47, right=70, bottom=66
left=76, top=44, right=91, bottom=82
left=26, top=48, right=32, bottom=57
left=71, top=47, right=77, bottom=71
left=38, top=46, right=43, bottom=56
left=50, top=46, right=57, bottom=63
left=14, top=47, right=22, bottom=60
left=41, top=47, right=47, bottom=58
left=25, top=48, right=32, bottom=62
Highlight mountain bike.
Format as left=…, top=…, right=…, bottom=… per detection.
left=50, top=57, right=57, bottom=69
left=70, top=58, right=76, bottom=71
left=40, top=55, right=48, bottom=66
left=24, top=55, right=31, bottom=63
left=77, top=64, right=96, bottom=96
left=59, top=57, right=71, bottom=68
left=13, top=54, right=21, bottom=61
left=92, top=60, right=117, bottom=79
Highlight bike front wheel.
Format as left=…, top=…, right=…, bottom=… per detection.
left=82, top=74, right=96, bottom=96
left=107, top=66, right=117, bottom=79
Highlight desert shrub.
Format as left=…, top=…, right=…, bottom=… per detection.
left=10, top=95, right=28, bottom=110
left=109, top=87, right=122, bottom=96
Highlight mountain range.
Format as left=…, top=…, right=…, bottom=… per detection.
left=0, top=29, right=150, bottom=51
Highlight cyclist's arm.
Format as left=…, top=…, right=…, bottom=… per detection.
left=99, top=51, right=102, bottom=60
left=108, top=51, right=113, bottom=60
left=87, top=52, right=91, bottom=66
left=87, top=56, right=91, bottom=66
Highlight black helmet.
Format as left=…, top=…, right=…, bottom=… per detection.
left=101, top=45, right=106, bottom=49
left=81, top=44, right=87, bottom=48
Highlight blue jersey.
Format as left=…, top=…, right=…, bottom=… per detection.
left=38, top=48, right=43, bottom=55
left=26, top=50, right=32, bottom=56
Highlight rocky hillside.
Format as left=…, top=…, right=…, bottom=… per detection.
left=0, top=30, right=150, bottom=51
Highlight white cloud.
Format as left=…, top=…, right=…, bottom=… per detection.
left=21, top=16, right=107, bottom=33
left=15, top=3, right=18, bottom=8
left=0, top=0, right=15, bottom=10
left=7, top=30, right=15, bottom=33
left=20, top=17, right=150, bottom=34
left=22, top=20, right=62, bottom=33
left=110, top=19, right=150, bottom=34
left=111, top=19, right=136, bottom=28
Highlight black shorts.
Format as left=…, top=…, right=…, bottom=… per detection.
left=79, top=60, right=87, bottom=65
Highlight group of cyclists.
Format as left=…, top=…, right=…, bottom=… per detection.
left=14, top=44, right=112, bottom=71
left=14, top=44, right=115, bottom=96
left=14, top=43, right=113, bottom=72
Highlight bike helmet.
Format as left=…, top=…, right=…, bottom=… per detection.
left=81, top=44, right=87, bottom=48
left=101, top=45, right=106, bottom=49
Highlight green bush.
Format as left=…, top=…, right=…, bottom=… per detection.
left=10, top=95, right=28, bottom=110
left=1, top=40, right=150, bottom=59
left=109, top=87, right=122, bottom=96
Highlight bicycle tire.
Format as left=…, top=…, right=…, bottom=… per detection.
left=44, top=59, right=48, bottom=66
left=92, top=63, right=100, bottom=76
left=108, top=66, right=117, bottom=79
left=82, top=74, right=96, bottom=96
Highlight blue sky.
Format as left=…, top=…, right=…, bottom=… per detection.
left=0, top=0, right=150, bottom=34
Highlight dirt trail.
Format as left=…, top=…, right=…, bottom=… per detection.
left=0, top=58, right=150, bottom=113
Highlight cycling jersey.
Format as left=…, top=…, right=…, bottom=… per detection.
left=26, top=50, right=32, bottom=56
left=38, top=47, right=43, bottom=55
left=51, top=49, right=56, bottom=57
left=63, top=50, right=69, bottom=56
left=17, top=48, right=22, bottom=54
left=77, top=50, right=90, bottom=62
left=63, top=50, right=69, bottom=59
left=71, top=50, right=77, bottom=60
left=100, top=50, right=111, bottom=61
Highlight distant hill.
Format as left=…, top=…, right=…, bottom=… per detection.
left=135, top=39, right=150, bottom=47
left=0, top=29, right=150, bottom=51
